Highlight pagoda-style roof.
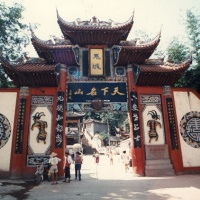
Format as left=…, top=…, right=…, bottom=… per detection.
left=57, top=12, right=134, bottom=47
left=31, top=32, right=160, bottom=67
left=31, top=32, right=78, bottom=65
left=0, top=56, right=58, bottom=87
left=113, top=33, right=161, bottom=65
left=134, top=55, right=192, bottom=86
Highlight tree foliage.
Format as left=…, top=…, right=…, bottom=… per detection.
left=0, top=2, right=30, bottom=87
left=167, top=38, right=190, bottom=64
left=167, top=10, right=200, bottom=93
left=185, top=10, right=200, bottom=67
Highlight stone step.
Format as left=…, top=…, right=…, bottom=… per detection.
left=145, top=158, right=175, bottom=176
left=145, top=164, right=173, bottom=169
left=146, top=159, right=171, bottom=165
left=145, top=168, right=175, bottom=177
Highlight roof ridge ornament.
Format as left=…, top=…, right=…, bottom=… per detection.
left=132, top=9, right=135, bottom=20
left=75, top=17, right=113, bottom=27
left=164, top=53, right=192, bottom=68
left=29, top=24, right=35, bottom=38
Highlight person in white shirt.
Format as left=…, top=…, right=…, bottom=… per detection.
left=49, top=152, right=61, bottom=185
left=122, top=150, right=129, bottom=173
left=63, top=152, right=73, bottom=183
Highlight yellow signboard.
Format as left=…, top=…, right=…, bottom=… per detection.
left=90, top=49, right=104, bottom=76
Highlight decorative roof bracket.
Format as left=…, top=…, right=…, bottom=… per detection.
left=112, top=45, right=121, bottom=66
left=72, top=45, right=80, bottom=65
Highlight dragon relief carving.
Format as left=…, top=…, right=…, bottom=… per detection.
left=31, top=112, right=48, bottom=144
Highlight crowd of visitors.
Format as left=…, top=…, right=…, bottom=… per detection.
left=36, top=148, right=131, bottom=184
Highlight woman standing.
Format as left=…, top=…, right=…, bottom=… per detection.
left=49, top=152, right=61, bottom=185
left=74, top=152, right=83, bottom=181
left=63, top=152, right=73, bottom=183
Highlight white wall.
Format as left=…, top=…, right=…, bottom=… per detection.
left=0, top=92, right=17, bottom=172
left=174, top=91, right=200, bottom=167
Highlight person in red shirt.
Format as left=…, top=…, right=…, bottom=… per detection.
left=74, top=152, right=83, bottom=181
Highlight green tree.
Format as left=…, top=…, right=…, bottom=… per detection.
left=167, top=10, right=200, bottom=93
left=186, top=10, right=200, bottom=67
left=0, top=2, right=30, bottom=87
left=167, top=38, right=190, bottom=64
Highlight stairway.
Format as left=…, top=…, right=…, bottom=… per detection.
left=82, top=135, right=96, bottom=155
left=145, top=159, right=175, bottom=176
left=145, top=144, right=175, bottom=177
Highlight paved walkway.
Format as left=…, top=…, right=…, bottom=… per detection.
left=1, top=155, right=200, bottom=200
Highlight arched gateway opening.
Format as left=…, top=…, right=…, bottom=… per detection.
left=1, top=12, right=200, bottom=180
left=66, top=81, right=129, bottom=152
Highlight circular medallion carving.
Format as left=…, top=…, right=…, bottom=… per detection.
left=180, top=111, right=200, bottom=148
left=91, top=98, right=103, bottom=110
left=0, top=113, right=11, bottom=149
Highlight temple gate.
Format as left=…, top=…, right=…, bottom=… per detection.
left=0, top=11, right=200, bottom=179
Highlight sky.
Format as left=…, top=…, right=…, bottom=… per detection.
left=3, top=0, right=200, bottom=57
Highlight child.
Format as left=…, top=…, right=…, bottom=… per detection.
left=35, top=161, right=44, bottom=181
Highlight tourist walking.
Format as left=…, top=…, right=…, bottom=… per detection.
left=49, top=152, right=61, bottom=185
left=93, top=151, right=100, bottom=165
left=63, top=152, right=73, bottom=183
left=122, top=150, right=129, bottom=172
left=109, top=151, right=113, bottom=165
left=74, top=152, right=83, bottom=181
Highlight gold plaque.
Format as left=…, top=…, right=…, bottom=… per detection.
left=90, top=49, right=103, bottom=76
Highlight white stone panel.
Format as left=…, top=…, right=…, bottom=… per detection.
left=174, top=91, right=200, bottom=167
left=0, top=92, right=17, bottom=171
left=142, top=105, right=165, bottom=145
left=29, top=107, right=52, bottom=154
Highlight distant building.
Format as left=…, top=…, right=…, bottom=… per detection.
left=83, top=119, right=107, bottom=150
left=109, top=136, right=121, bottom=147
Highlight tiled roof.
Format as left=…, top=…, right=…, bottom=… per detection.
left=31, top=33, right=77, bottom=65
left=57, top=13, right=134, bottom=47
left=0, top=57, right=58, bottom=87
left=31, top=32, right=160, bottom=66
left=114, top=33, right=161, bottom=65
left=134, top=55, right=192, bottom=86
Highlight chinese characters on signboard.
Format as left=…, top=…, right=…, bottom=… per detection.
left=166, top=98, right=179, bottom=150
left=55, top=92, right=64, bottom=148
left=131, top=91, right=141, bottom=148
left=90, top=49, right=104, bottom=76
left=67, top=82, right=128, bottom=112
left=67, top=82, right=127, bottom=103
left=15, top=99, right=26, bottom=153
